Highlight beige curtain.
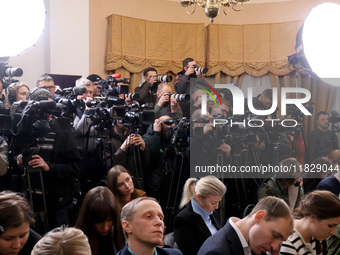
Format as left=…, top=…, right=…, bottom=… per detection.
left=106, top=14, right=206, bottom=92
left=206, top=21, right=304, bottom=77
left=270, top=72, right=337, bottom=135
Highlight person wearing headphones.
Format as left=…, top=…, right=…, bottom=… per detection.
left=5, top=82, right=29, bottom=106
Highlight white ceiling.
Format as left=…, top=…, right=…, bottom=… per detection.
left=165, top=0, right=295, bottom=4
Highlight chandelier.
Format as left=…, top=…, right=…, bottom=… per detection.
left=179, top=0, right=249, bottom=23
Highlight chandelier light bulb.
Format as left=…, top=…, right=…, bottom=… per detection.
left=303, top=3, right=340, bottom=86
left=0, top=0, right=45, bottom=57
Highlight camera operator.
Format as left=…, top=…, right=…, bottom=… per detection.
left=72, top=78, right=107, bottom=197
left=174, top=58, right=205, bottom=118
left=0, top=136, right=8, bottom=177
left=36, top=74, right=56, bottom=98
left=87, top=74, right=103, bottom=97
left=155, top=82, right=183, bottom=119
left=307, top=111, right=339, bottom=162
left=16, top=87, right=81, bottom=229
left=244, top=89, right=291, bottom=165
left=134, top=67, right=158, bottom=105
left=142, top=115, right=176, bottom=198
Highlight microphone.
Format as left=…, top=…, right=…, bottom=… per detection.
left=73, top=86, right=87, bottom=96
left=108, top=74, right=121, bottom=79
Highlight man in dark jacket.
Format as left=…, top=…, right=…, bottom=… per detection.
left=17, top=87, right=81, bottom=229
left=198, top=196, right=293, bottom=255
left=118, top=197, right=182, bottom=255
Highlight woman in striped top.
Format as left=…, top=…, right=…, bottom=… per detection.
left=280, top=190, right=340, bottom=255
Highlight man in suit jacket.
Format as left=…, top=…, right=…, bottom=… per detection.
left=118, top=197, right=182, bottom=255
left=198, top=196, right=293, bottom=255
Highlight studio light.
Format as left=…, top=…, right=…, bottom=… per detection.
left=0, top=0, right=45, bottom=58
left=179, top=0, right=249, bottom=23
left=294, top=3, right=340, bottom=86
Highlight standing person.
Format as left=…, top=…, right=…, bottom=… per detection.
left=107, top=165, right=146, bottom=214
left=5, top=82, right=29, bottom=106
left=174, top=176, right=226, bottom=255
left=118, top=197, right=182, bottom=255
left=75, top=186, right=125, bottom=255
left=0, top=79, right=5, bottom=102
left=280, top=190, right=340, bottom=255
left=15, top=87, right=81, bottom=228
left=308, top=111, right=339, bottom=163
left=0, top=191, right=41, bottom=255
left=155, top=82, right=183, bottom=119
left=36, top=74, right=56, bottom=97
left=87, top=74, right=103, bottom=97
left=198, top=196, right=293, bottom=255
left=31, top=226, right=91, bottom=255
left=135, top=67, right=158, bottom=105
left=174, top=57, right=205, bottom=118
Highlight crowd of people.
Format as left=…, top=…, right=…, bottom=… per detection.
left=0, top=57, right=340, bottom=255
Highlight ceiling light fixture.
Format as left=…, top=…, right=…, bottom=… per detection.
left=179, top=0, right=249, bottom=23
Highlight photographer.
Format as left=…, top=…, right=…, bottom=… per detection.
left=16, top=87, right=81, bottom=229
left=174, top=58, right=205, bottom=118
left=155, top=82, right=183, bottom=119
left=307, top=111, right=339, bottom=162
left=73, top=78, right=106, bottom=197
left=134, top=67, right=158, bottom=105
left=111, top=117, right=149, bottom=186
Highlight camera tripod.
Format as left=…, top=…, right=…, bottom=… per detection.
left=163, top=143, right=189, bottom=233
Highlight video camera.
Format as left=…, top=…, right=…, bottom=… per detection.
left=99, top=74, right=130, bottom=97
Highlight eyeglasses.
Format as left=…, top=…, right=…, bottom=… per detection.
left=42, top=86, right=56, bottom=90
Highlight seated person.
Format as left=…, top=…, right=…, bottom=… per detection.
left=31, top=226, right=91, bottom=255
left=75, top=186, right=125, bottom=254
left=198, top=196, right=293, bottom=255
left=118, top=197, right=182, bottom=255
left=280, top=190, right=340, bottom=255
left=174, top=176, right=226, bottom=255
left=258, top=157, right=304, bottom=211
left=0, top=191, right=41, bottom=255
left=107, top=165, right=146, bottom=214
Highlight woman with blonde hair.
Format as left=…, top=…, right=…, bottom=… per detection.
left=280, top=190, right=340, bottom=255
left=31, top=226, right=91, bottom=255
left=5, top=82, right=29, bottom=106
left=173, top=175, right=226, bottom=255
left=107, top=165, right=146, bottom=213
left=75, top=186, right=125, bottom=255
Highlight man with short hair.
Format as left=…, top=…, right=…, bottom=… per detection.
left=307, top=111, right=338, bottom=162
left=135, top=67, right=158, bottom=105
left=118, top=197, right=182, bottom=255
left=174, top=57, right=204, bottom=118
left=36, top=74, right=56, bottom=96
left=87, top=74, right=102, bottom=97
left=198, top=196, right=293, bottom=255
left=154, top=82, right=182, bottom=119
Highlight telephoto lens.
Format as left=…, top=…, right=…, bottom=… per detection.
left=125, top=93, right=139, bottom=100
left=170, top=93, right=190, bottom=102
left=157, top=74, right=173, bottom=83
left=194, top=65, right=208, bottom=74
